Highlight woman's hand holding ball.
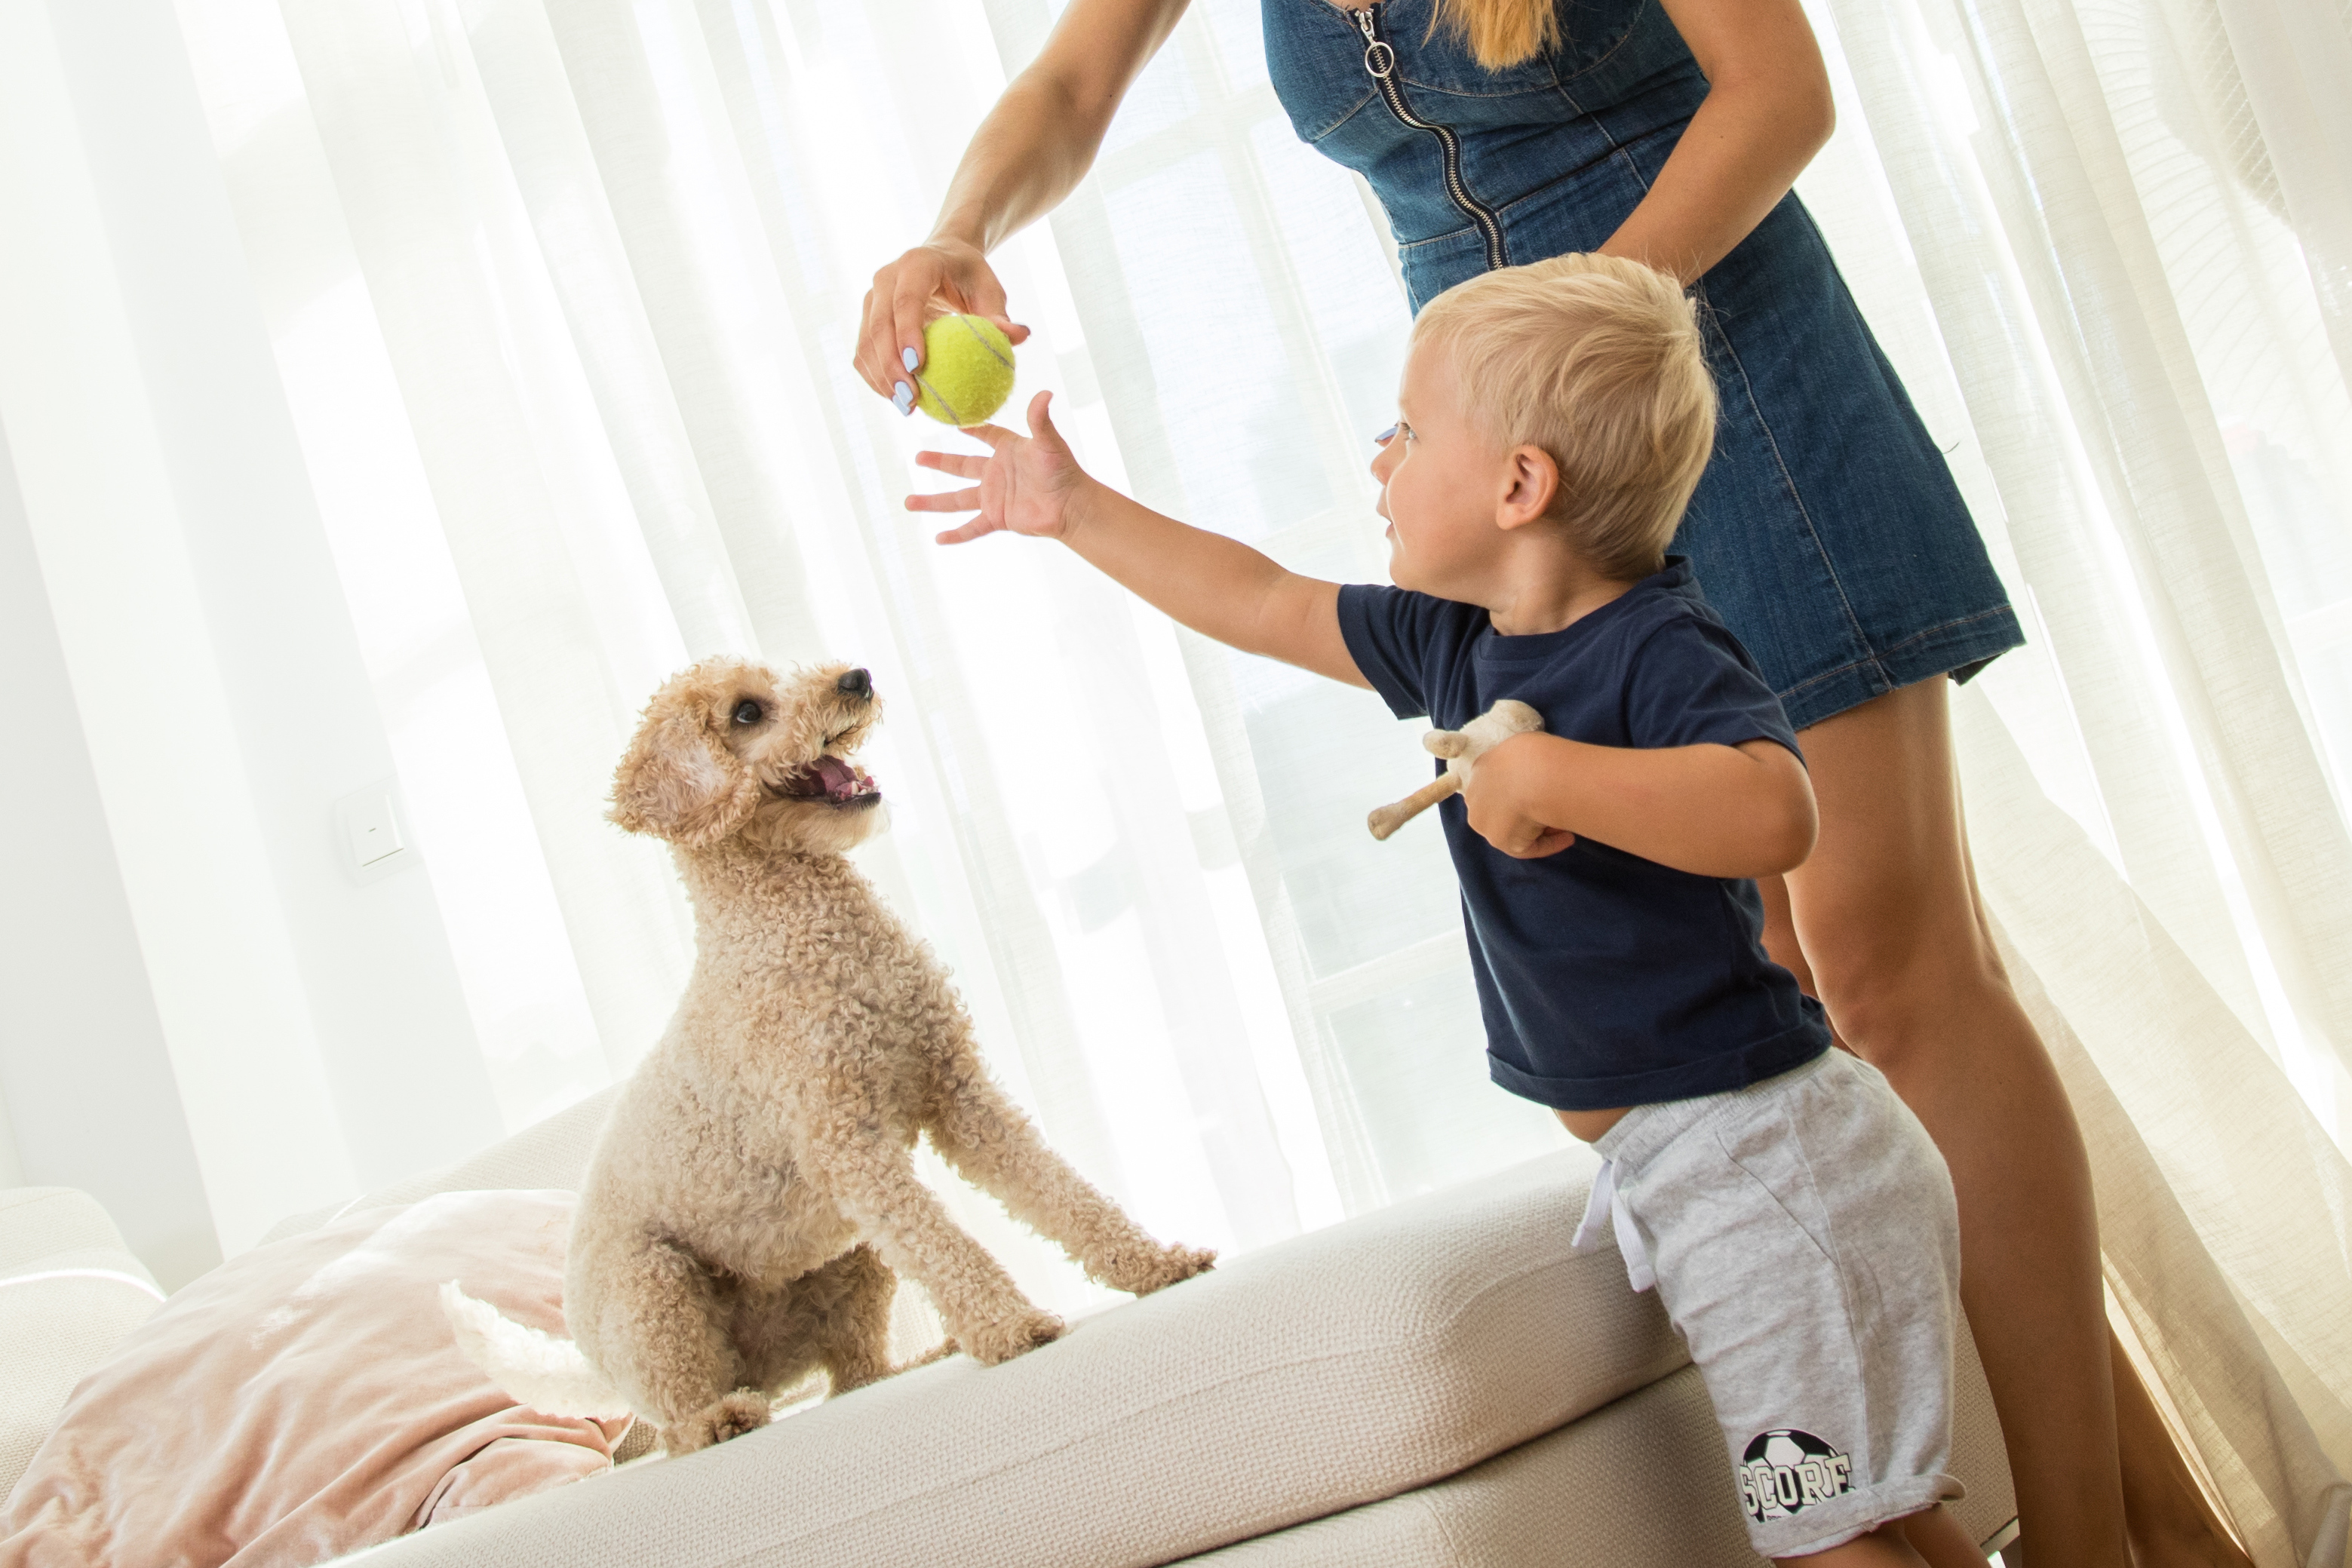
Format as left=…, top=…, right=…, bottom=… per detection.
left=858, top=238, right=1030, bottom=415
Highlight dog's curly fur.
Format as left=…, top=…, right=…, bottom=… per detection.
left=567, top=657, right=1214, bottom=1455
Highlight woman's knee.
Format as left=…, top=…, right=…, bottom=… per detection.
left=1808, top=938, right=2013, bottom=1077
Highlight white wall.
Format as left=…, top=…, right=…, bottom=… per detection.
left=0, top=0, right=508, bottom=1266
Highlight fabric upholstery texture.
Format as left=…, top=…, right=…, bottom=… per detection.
left=1193, top=1359, right=2014, bottom=1566
left=0, top=1190, right=627, bottom=1568
left=0, top=1189, right=162, bottom=1508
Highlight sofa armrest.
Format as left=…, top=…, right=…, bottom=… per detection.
left=0, top=1188, right=164, bottom=1502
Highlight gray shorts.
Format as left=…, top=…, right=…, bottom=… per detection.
left=1577, top=1048, right=1964, bottom=1557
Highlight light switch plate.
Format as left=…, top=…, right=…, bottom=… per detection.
left=334, top=780, right=413, bottom=882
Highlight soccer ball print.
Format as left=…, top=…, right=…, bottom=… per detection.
left=1739, top=1428, right=1855, bottom=1522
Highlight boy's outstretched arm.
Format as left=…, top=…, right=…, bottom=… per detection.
left=1463, top=733, right=1816, bottom=879
left=909, top=391, right=1368, bottom=688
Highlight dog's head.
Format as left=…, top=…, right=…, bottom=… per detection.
left=609, top=658, right=888, bottom=857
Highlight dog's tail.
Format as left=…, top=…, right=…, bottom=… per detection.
left=438, top=1281, right=635, bottom=1419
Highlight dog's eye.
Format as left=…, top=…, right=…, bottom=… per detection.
left=731, top=699, right=764, bottom=726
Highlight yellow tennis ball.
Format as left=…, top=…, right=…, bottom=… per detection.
left=913, top=313, right=1017, bottom=426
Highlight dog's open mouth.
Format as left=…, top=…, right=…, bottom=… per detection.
left=774, top=755, right=881, bottom=809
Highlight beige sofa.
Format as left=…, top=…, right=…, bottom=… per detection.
left=292, top=1087, right=2017, bottom=1566
left=0, top=1188, right=167, bottom=1505
left=4, top=1086, right=2017, bottom=1563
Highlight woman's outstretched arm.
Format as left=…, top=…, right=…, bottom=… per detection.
left=854, top=0, right=1191, bottom=404
left=1601, top=0, right=1835, bottom=283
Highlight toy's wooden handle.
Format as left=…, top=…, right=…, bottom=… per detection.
left=1368, top=773, right=1461, bottom=841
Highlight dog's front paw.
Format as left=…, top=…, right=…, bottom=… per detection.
left=1100, top=1241, right=1217, bottom=1296
left=960, top=1307, right=1063, bottom=1366
left=660, top=1388, right=771, bottom=1455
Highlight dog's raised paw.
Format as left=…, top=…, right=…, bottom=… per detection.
left=661, top=1387, right=772, bottom=1455
left=963, top=1308, right=1063, bottom=1366
left=1100, top=1241, right=1217, bottom=1296
left=1140, top=1243, right=1217, bottom=1293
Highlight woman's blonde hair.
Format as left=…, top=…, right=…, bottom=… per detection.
left=1411, top=253, right=1718, bottom=581
left=1434, top=0, right=1561, bottom=70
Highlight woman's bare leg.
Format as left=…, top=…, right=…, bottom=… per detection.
left=2113, top=1332, right=2255, bottom=1566
left=1775, top=677, right=2123, bottom=1566
left=1767, top=680, right=2255, bottom=1566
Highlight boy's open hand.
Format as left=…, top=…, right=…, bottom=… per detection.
left=908, top=391, right=1088, bottom=545
left=1461, top=734, right=1577, bottom=859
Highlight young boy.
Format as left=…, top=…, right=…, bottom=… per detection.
left=910, top=253, right=1976, bottom=1566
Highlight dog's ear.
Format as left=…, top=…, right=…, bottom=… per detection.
left=609, top=707, right=763, bottom=847
left=1424, top=729, right=1471, bottom=759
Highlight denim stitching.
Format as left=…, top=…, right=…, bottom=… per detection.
left=1868, top=605, right=2018, bottom=664
left=1699, top=308, right=1874, bottom=661
left=1547, top=58, right=1649, bottom=197
left=1774, top=606, right=2019, bottom=702
left=1395, top=161, right=1611, bottom=248
left=1554, top=0, right=1651, bottom=85
left=1306, top=89, right=1384, bottom=146
left=1396, top=74, right=1580, bottom=100
left=1398, top=226, right=1478, bottom=252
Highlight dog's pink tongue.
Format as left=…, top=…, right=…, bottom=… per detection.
left=811, top=756, right=858, bottom=800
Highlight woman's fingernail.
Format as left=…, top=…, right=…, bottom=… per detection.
left=893, top=382, right=914, bottom=415
left=901, top=346, right=920, bottom=372
left=1374, top=424, right=1398, bottom=444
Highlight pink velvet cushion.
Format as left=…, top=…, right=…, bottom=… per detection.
left=0, top=1189, right=628, bottom=1568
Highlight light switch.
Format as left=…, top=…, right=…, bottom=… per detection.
left=345, top=790, right=404, bottom=868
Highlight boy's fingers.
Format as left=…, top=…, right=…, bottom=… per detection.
left=963, top=421, right=1019, bottom=453
left=904, top=485, right=982, bottom=513
left=1506, top=827, right=1574, bottom=858
left=1025, top=388, right=1058, bottom=440
left=934, top=518, right=996, bottom=545
left=913, top=450, right=988, bottom=478
left=1026, top=391, right=1076, bottom=457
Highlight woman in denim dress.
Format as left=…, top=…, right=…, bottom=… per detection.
left=858, top=2, right=2229, bottom=1560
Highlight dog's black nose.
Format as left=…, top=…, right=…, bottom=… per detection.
left=837, top=667, right=872, bottom=698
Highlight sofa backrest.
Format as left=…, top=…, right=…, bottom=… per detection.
left=262, top=1087, right=622, bottom=1245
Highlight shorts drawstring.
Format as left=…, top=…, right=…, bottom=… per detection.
left=1571, top=1158, right=1654, bottom=1293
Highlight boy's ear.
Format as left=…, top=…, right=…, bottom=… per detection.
left=1495, top=445, right=1561, bottom=532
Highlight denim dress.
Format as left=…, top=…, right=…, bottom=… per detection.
left=1264, top=0, right=2023, bottom=727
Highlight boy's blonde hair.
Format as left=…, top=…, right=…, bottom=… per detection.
left=1412, top=253, right=1717, bottom=582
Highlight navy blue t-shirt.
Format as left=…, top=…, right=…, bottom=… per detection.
left=1337, top=558, right=1833, bottom=1110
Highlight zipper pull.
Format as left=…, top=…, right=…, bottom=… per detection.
left=1355, top=8, right=1396, bottom=78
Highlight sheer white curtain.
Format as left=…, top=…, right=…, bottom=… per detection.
left=1792, top=0, right=2352, bottom=1558
left=171, top=0, right=2351, bottom=1555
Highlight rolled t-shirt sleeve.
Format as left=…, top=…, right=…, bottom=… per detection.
left=1621, top=615, right=1804, bottom=759
left=1337, top=585, right=1483, bottom=721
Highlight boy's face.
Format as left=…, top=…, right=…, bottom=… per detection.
left=1370, top=342, right=1518, bottom=602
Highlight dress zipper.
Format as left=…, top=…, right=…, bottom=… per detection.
left=1353, top=5, right=1508, bottom=272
